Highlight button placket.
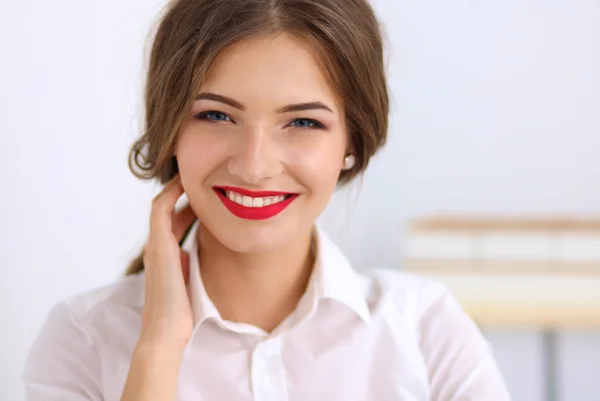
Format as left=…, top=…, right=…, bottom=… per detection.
left=250, top=337, right=288, bottom=401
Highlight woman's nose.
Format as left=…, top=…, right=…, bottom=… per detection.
left=227, top=128, right=283, bottom=185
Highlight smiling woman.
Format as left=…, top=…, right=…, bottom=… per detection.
left=173, top=33, right=354, bottom=255
left=22, top=1, right=511, bottom=401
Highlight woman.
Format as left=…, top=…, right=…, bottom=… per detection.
left=23, top=0, right=511, bottom=400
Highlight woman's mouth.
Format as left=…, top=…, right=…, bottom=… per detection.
left=213, top=186, right=298, bottom=220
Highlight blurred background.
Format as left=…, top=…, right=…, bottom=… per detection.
left=1, top=0, right=599, bottom=400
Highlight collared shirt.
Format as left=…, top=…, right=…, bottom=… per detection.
left=23, top=222, right=511, bottom=401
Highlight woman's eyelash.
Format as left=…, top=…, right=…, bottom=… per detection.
left=195, top=112, right=324, bottom=130
left=288, top=118, right=325, bottom=129
left=195, top=111, right=233, bottom=122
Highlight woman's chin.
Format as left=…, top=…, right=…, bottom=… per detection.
left=214, top=230, right=291, bottom=254
left=200, top=216, right=312, bottom=256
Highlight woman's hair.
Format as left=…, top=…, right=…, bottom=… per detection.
left=125, top=0, right=389, bottom=275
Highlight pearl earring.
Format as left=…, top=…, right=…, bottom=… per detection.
left=343, top=154, right=356, bottom=170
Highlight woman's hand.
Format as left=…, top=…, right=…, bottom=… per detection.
left=139, top=174, right=197, bottom=350
left=121, top=175, right=197, bottom=401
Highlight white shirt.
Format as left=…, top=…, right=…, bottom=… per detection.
left=23, top=222, right=511, bottom=401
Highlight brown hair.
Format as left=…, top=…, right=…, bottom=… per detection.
left=125, top=0, right=389, bottom=275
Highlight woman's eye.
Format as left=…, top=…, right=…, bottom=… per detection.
left=289, top=118, right=324, bottom=129
left=196, top=111, right=232, bottom=122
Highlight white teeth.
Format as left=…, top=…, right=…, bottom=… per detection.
left=224, top=190, right=290, bottom=208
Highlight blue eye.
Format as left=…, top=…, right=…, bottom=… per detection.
left=289, top=118, right=324, bottom=129
left=196, top=111, right=233, bottom=122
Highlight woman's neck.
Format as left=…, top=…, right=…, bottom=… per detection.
left=196, top=225, right=315, bottom=333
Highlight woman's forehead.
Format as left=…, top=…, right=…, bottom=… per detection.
left=198, top=34, right=342, bottom=112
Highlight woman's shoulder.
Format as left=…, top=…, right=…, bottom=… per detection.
left=38, top=273, right=145, bottom=341
left=23, top=274, right=145, bottom=397
left=62, top=273, right=145, bottom=320
left=361, top=268, right=457, bottom=321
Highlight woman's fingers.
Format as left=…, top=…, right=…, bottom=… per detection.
left=172, top=203, right=198, bottom=244
left=149, top=175, right=185, bottom=238
left=139, top=173, right=195, bottom=347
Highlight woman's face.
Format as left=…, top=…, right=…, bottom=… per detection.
left=175, top=33, right=349, bottom=253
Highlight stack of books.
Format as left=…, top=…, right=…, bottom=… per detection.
left=402, top=216, right=600, bottom=328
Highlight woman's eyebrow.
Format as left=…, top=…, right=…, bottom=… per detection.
left=196, top=92, right=334, bottom=114
left=196, top=92, right=245, bottom=110
left=276, top=102, right=333, bottom=114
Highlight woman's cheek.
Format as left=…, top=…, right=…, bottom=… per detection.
left=295, top=148, right=343, bottom=189
left=177, top=128, right=229, bottom=168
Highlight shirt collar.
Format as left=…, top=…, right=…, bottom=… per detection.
left=181, top=220, right=371, bottom=328
left=306, top=226, right=371, bottom=324
left=182, top=220, right=222, bottom=326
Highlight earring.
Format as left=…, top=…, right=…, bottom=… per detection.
left=343, top=154, right=356, bottom=170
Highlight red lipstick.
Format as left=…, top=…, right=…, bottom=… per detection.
left=214, top=186, right=298, bottom=220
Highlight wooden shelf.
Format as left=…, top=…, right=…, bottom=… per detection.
left=408, top=215, right=600, bottom=233
left=403, top=216, right=600, bottom=328
left=404, top=259, right=600, bottom=276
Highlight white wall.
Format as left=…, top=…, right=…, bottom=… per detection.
left=1, top=1, right=599, bottom=400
